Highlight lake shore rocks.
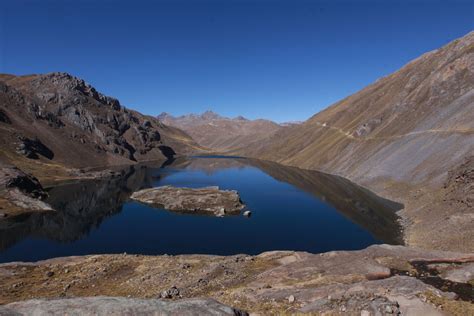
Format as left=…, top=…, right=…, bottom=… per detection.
left=130, top=185, right=246, bottom=216
left=0, top=245, right=472, bottom=314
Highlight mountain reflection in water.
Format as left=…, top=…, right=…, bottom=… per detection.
left=0, top=157, right=403, bottom=262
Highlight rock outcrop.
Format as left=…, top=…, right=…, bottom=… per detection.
left=0, top=163, right=46, bottom=199
left=0, top=162, right=52, bottom=217
left=130, top=185, right=246, bottom=216
left=0, top=297, right=247, bottom=316
left=16, top=136, right=54, bottom=160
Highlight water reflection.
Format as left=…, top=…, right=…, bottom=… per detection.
left=0, top=157, right=403, bottom=260
left=0, top=166, right=149, bottom=251
left=167, top=157, right=402, bottom=243
left=245, top=159, right=403, bottom=244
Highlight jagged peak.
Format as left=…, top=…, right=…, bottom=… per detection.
left=157, top=112, right=173, bottom=119
left=30, top=72, right=121, bottom=110
left=201, top=110, right=222, bottom=120
left=233, top=115, right=248, bottom=121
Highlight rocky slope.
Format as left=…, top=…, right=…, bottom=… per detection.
left=0, top=72, right=201, bottom=182
left=158, top=111, right=282, bottom=151
left=235, top=30, right=474, bottom=252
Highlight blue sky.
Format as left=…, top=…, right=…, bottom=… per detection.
left=1, top=0, right=473, bottom=122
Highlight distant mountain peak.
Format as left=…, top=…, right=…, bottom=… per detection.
left=158, top=110, right=281, bottom=127
left=280, top=120, right=303, bottom=126
left=157, top=110, right=282, bottom=151
left=201, top=110, right=222, bottom=120
left=157, top=112, right=173, bottom=120
left=158, top=111, right=226, bottom=122
left=234, top=115, right=248, bottom=121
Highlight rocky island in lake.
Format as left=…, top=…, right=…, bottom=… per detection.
left=130, top=185, right=246, bottom=216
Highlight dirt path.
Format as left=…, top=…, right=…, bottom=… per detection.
left=314, top=121, right=474, bottom=141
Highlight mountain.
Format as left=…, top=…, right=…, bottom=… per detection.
left=0, top=72, right=201, bottom=181
left=235, top=31, right=474, bottom=252
left=157, top=111, right=282, bottom=151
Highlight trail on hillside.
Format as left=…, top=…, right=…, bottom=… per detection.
left=314, top=122, right=474, bottom=141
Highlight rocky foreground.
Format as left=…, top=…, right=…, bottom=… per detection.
left=130, top=185, right=246, bottom=216
left=0, top=245, right=472, bottom=314
left=0, top=297, right=247, bottom=316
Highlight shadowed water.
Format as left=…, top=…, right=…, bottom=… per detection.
left=0, top=157, right=403, bottom=263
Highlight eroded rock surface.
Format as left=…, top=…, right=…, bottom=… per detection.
left=0, top=297, right=247, bottom=316
left=130, top=185, right=246, bottom=216
left=0, top=164, right=46, bottom=199
left=0, top=163, right=52, bottom=217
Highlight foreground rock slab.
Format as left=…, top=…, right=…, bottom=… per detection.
left=130, top=185, right=246, bottom=216
left=0, top=245, right=472, bottom=314
left=0, top=296, right=247, bottom=316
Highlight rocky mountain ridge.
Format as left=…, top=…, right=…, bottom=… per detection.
left=158, top=111, right=253, bottom=125
left=0, top=72, right=201, bottom=182
left=158, top=111, right=283, bottom=151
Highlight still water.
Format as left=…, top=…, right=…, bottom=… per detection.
left=0, top=157, right=402, bottom=262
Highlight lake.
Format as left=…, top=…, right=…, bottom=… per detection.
left=0, top=157, right=403, bottom=263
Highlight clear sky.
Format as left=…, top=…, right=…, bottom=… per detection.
left=1, top=0, right=473, bottom=122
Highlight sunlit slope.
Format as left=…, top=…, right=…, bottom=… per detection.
left=237, top=31, right=474, bottom=187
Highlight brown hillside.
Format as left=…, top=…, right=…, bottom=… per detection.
left=0, top=72, right=201, bottom=181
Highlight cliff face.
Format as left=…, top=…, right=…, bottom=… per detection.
left=0, top=72, right=201, bottom=179
left=235, top=31, right=474, bottom=251
left=158, top=111, right=282, bottom=152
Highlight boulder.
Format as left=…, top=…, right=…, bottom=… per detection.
left=160, top=286, right=181, bottom=299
